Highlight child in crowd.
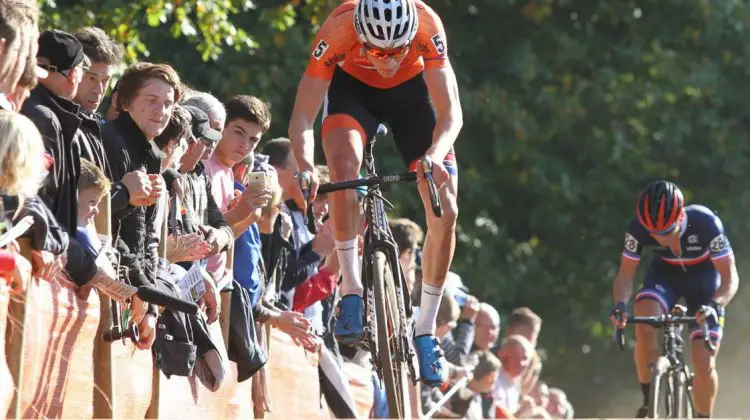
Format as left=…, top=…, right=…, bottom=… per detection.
left=76, top=159, right=111, bottom=256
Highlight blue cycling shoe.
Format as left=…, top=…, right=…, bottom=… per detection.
left=415, top=334, right=448, bottom=387
left=334, top=294, right=365, bottom=345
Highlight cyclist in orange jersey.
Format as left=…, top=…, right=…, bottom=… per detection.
left=288, top=0, right=462, bottom=387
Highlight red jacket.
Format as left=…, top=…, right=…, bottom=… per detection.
left=292, top=266, right=338, bottom=313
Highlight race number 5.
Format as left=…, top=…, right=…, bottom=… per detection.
left=431, top=34, right=446, bottom=55
left=312, top=40, right=329, bottom=60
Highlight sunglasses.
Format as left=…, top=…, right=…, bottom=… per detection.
left=38, top=61, right=90, bottom=75
left=364, top=43, right=410, bottom=59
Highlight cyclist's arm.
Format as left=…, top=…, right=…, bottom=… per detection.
left=288, top=74, right=330, bottom=173
left=711, top=252, right=739, bottom=307
left=424, top=65, right=463, bottom=162
left=613, top=254, right=639, bottom=303
left=288, top=5, right=349, bottom=173
left=708, top=220, right=738, bottom=306
left=614, top=227, right=645, bottom=303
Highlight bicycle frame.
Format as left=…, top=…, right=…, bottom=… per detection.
left=654, top=313, right=697, bottom=418
left=359, top=134, right=418, bottom=382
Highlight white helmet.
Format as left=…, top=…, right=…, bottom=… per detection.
left=354, top=0, right=419, bottom=50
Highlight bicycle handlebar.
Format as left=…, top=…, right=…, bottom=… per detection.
left=614, top=313, right=715, bottom=352
left=310, top=158, right=444, bottom=218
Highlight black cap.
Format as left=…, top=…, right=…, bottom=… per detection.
left=182, top=105, right=222, bottom=142
left=37, top=30, right=87, bottom=72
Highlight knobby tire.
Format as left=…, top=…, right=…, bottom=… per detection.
left=649, top=356, right=670, bottom=418
left=372, top=250, right=411, bottom=419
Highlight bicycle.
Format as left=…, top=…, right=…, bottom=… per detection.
left=308, top=124, right=443, bottom=418
left=615, top=304, right=715, bottom=418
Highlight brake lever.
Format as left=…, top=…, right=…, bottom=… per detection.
left=612, top=312, right=626, bottom=350
left=298, top=171, right=317, bottom=234
left=420, top=157, right=443, bottom=217
left=700, top=310, right=717, bottom=352
left=616, top=327, right=626, bottom=350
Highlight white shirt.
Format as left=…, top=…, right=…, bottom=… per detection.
left=492, top=369, right=521, bottom=415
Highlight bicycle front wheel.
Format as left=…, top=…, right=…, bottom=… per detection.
left=673, top=368, right=694, bottom=418
left=648, top=356, right=673, bottom=418
left=372, top=250, right=411, bottom=419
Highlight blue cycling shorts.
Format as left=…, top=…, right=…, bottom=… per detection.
left=635, top=262, right=725, bottom=343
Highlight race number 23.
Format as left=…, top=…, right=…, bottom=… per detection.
left=624, top=233, right=638, bottom=254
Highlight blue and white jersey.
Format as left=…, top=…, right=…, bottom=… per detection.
left=621, top=205, right=733, bottom=271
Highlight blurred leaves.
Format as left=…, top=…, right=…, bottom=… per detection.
left=37, top=0, right=289, bottom=62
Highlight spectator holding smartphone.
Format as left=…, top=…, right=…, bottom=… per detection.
left=202, top=95, right=272, bottom=289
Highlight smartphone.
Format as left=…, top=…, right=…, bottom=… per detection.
left=248, top=171, right=267, bottom=189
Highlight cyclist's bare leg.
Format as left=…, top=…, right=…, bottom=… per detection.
left=691, top=337, right=720, bottom=416
left=633, top=299, right=664, bottom=401
left=414, top=173, right=458, bottom=336
left=322, top=127, right=364, bottom=296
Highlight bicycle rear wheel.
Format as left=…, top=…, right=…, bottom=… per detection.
left=372, top=250, right=411, bottom=419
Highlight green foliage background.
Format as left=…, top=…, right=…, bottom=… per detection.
left=39, top=0, right=750, bottom=415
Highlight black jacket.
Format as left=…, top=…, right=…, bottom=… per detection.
left=20, top=85, right=97, bottom=285
left=260, top=215, right=293, bottom=310
left=1, top=195, right=68, bottom=256
left=78, top=112, right=132, bottom=220
left=102, top=112, right=164, bottom=287
left=280, top=199, right=323, bottom=292
left=78, top=112, right=109, bottom=175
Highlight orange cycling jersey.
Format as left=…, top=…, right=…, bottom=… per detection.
left=304, top=0, right=449, bottom=89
